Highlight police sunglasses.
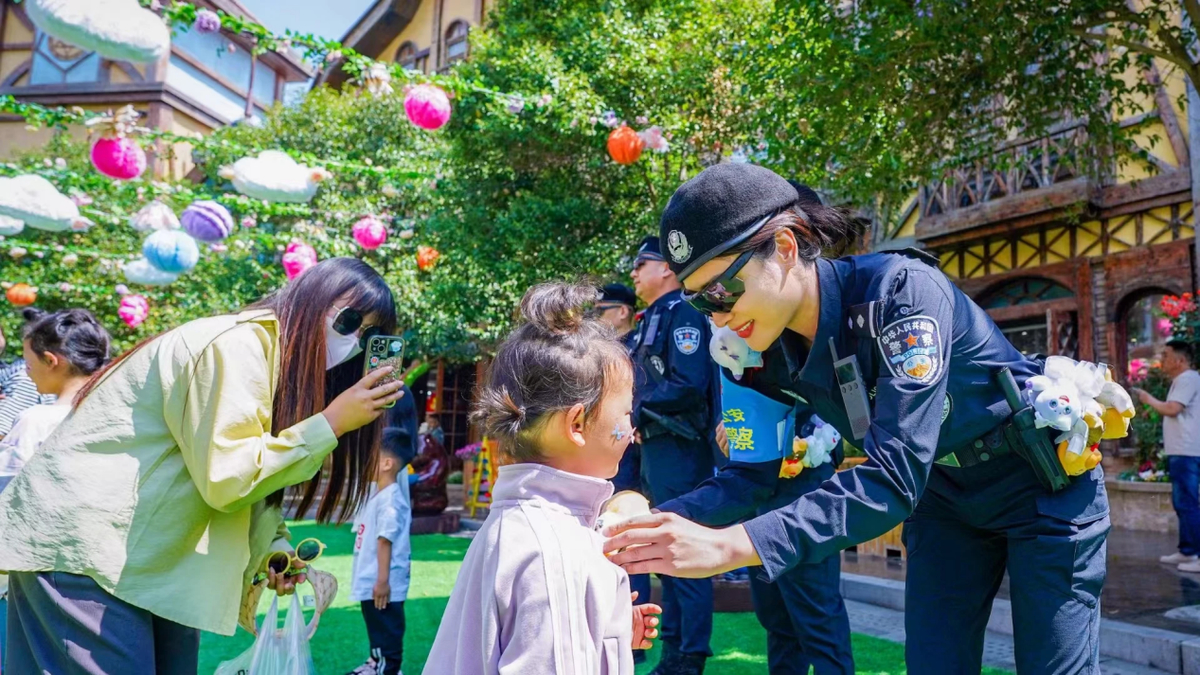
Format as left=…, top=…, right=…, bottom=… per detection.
left=332, top=307, right=381, bottom=345
left=681, top=249, right=755, bottom=316
left=585, top=303, right=625, bottom=318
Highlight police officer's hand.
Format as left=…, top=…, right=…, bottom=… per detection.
left=602, top=512, right=762, bottom=578
left=716, top=422, right=729, bottom=457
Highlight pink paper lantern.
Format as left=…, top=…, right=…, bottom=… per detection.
left=352, top=216, right=388, bottom=250
left=282, top=241, right=318, bottom=280
left=91, top=137, right=147, bottom=180
left=118, top=294, right=150, bottom=328
left=404, top=84, right=452, bottom=130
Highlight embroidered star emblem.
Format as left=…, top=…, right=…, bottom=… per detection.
left=905, top=333, right=919, bottom=347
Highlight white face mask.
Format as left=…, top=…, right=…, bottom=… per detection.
left=325, top=317, right=363, bottom=370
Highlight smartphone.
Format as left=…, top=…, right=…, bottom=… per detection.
left=363, top=335, right=406, bottom=408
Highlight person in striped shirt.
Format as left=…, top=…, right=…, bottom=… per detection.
left=0, top=321, right=48, bottom=440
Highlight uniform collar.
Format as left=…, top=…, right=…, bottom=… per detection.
left=648, top=288, right=683, bottom=311
left=780, top=258, right=842, bottom=390
left=491, top=463, right=614, bottom=527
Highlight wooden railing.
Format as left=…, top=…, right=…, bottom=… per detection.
left=919, top=124, right=1094, bottom=220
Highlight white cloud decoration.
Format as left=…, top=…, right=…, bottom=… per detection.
left=0, top=175, right=90, bottom=232
left=0, top=215, right=23, bottom=236
left=25, top=0, right=170, bottom=64
left=219, top=151, right=332, bottom=204
left=123, top=257, right=180, bottom=286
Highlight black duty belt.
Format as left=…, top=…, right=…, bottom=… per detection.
left=936, top=423, right=1016, bottom=468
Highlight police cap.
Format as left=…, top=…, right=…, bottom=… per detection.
left=598, top=283, right=636, bottom=308
left=659, top=163, right=800, bottom=281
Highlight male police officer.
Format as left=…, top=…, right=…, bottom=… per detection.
left=629, top=236, right=720, bottom=675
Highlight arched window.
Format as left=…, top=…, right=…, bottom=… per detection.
left=444, top=21, right=469, bottom=67
left=978, top=277, right=1073, bottom=309
left=1120, top=289, right=1174, bottom=380
left=395, top=41, right=427, bottom=72
left=978, top=277, right=1075, bottom=357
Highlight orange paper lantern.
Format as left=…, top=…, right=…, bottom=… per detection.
left=6, top=283, right=37, bottom=306
left=417, top=245, right=441, bottom=271
left=607, top=125, right=644, bottom=165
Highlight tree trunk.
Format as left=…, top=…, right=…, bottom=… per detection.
left=1189, top=77, right=1200, bottom=292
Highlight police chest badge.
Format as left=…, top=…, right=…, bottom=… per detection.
left=674, top=327, right=701, bottom=355
left=878, top=316, right=942, bottom=383
left=650, top=355, right=666, bottom=375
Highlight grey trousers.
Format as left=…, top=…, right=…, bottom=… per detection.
left=6, top=571, right=199, bottom=675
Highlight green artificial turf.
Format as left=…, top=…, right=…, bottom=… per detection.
left=197, top=522, right=1011, bottom=674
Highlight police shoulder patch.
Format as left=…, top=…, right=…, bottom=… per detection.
left=674, top=326, right=701, bottom=355
left=877, top=315, right=942, bottom=384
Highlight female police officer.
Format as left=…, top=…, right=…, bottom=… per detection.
left=603, top=163, right=1112, bottom=674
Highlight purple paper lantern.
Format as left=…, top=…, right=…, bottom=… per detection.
left=181, top=200, right=234, bottom=242
left=194, top=9, right=221, bottom=34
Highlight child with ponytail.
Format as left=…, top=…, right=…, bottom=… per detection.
left=424, top=282, right=661, bottom=675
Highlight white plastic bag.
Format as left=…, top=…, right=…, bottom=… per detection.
left=215, top=594, right=315, bottom=675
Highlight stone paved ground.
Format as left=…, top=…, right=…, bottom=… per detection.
left=845, top=599, right=1176, bottom=674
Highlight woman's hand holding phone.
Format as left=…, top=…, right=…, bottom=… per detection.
left=322, top=368, right=405, bottom=436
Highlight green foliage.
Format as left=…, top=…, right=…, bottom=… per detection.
left=1129, top=365, right=1172, bottom=466
left=3, top=0, right=770, bottom=363
left=743, top=0, right=1194, bottom=221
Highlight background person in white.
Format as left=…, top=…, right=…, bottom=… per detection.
left=1133, top=340, right=1200, bottom=571
left=349, top=441, right=413, bottom=675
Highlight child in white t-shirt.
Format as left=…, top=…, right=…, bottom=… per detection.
left=348, top=441, right=413, bottom=675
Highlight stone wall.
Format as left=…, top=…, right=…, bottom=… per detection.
left=1107, top=478, right=1177, bottom=533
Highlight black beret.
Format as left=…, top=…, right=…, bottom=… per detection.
left=634, top=234, right=664, bottom=263
left=598, top=283, right=636, bottom=308
left=659, top=164, right=800, bottom=280
left=787, top=180, right=824, bottom=208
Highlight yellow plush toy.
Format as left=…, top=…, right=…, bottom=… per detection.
left=1058, top=440, right=1102, bottom=476
left=779, top=437, right=807, bottom=479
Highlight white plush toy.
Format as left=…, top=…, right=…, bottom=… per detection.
left=709, top=324, right=763, bottom=379
left=803, top=420, right=841, bottom=468
left=0, top=215, right=23, bottom=236
left=596, top=491, right=652, bottom=533
left=1025, top=355, right=1131, bottom=476
left=123, top=257, right=180, bottom=286
left=219, top=151, right=332, bottom=204
left=781, top=417, right=841, bottom=478
left=0, top=175, right=90, bottom=232
left=25, top=0, right=170, bottom=64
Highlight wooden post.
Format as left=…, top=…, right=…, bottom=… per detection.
left=243, top=53, right=257, bottom=119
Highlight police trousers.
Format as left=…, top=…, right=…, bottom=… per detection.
left=642, top=434, right=715, bottom=657
left=903, top=452, right=1109, bottom=674
left=750, top=464, right=854, bottom=675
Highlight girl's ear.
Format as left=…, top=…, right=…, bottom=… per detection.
left=564, top=403, right=587, bottom=448
left=40, top=351, right=61, bottom=370
left=774, top=227, right=799, bottom=269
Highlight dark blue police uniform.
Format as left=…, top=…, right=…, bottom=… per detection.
left=658, top=341, right=854, bottom=675
left=632, top=279, right=720, bottom=666
left=735, top=250, right=1109, bottom=674
left=613, top=325, right=644, bottom=493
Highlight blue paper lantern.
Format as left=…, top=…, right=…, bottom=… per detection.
left=143, top=229, right=199, bottom=274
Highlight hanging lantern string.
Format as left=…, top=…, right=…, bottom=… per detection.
left=0, top=164, right=421, bottom=230
left=152, top=2, right=533, bottom=103
left=0, top=96, right=433, bottom=184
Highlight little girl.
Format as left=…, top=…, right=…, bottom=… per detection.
left=424, top=283, right=661, bottom=674
left=0, top=309, right=110, bottom=493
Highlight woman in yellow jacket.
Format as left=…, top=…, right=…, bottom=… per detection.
left=0, top=257, right=405, bottom=674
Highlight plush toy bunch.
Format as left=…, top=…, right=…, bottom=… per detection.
left=1024, top=356, right=1135, bottom=476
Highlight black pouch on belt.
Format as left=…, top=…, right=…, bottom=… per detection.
left=995, top=366, right=1071, bottom=493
